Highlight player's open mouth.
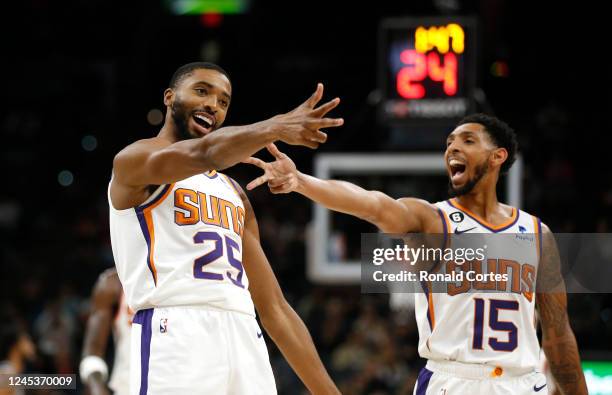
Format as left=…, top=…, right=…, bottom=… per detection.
left=449, top=158, right=467, bottom=184
left=192, top=112, right=216, bottom=135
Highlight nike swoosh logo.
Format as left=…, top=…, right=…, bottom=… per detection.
left=533, top=383, right=547, bottom=392
left=454, top=226, right=476, bottom=234
left=257, top=331, right=263, bottom=338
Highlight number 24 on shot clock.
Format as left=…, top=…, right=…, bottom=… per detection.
left=379, top=17, right=477, bottom=124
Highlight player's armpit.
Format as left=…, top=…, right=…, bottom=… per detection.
left=536, top=224, right=588, bottom=395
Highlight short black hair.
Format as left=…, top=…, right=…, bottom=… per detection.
left=456, top=113, right=518, bottom=174
left=169, top=62, right=230, bottom=89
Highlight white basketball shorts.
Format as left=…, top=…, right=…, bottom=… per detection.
left=129, top=306, right=277, bottom=395
left=413, top=360, right=548, bottom=395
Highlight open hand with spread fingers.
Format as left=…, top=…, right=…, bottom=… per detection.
left=271, top=83, right=343, bottom=149
left=243, top=143, right=300, bottom=194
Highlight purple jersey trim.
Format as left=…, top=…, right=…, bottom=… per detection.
left=420, top=281, right=433, bottom=331
left=137, top=184, right=172, bottom=211
left=135, top=208, right=156, bottom=286
left=133, top=184, right=172, bottom=286
left=415, top=367, right=433, bottom=395
left=435, top=208, right=449, bottom=250
left=228, top=177, right=242, bottom=194
left=134, top=309, right=153, bottom=395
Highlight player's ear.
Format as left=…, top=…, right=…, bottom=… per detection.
left=163, top=88, right=174, bottom=107
left=490, top=147, right=508, bottom=168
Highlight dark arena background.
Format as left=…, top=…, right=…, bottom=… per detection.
left=1, top=0, right=611, bottom=394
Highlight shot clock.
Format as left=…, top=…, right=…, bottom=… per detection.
left=378, top=17, right=478, bottom=126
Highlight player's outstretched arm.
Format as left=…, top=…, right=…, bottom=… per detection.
left=243, top=143, right=438, bottom=233
left=536, top=224, right=588, bottom=395
left=113, top=83, right=343, bottom=188
left=237, top=185, right=340, bottom=395
left=80, top=270, right=121, bottom=395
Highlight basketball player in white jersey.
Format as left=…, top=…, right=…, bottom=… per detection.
left=243, top=114, right=588, bottom=394
left=109, top=62, right=343, bottom=394
left=81, top=268, right=132, bottom=395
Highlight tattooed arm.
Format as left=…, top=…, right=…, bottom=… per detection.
left=536, top=224, right=587, bottom=395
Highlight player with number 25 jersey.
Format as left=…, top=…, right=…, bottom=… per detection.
left=109, top=62, right=343, bottom=395
left=110, top=171, right=252, bottom=315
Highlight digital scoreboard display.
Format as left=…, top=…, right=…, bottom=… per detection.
left=378, top=17, right=477, bottom=125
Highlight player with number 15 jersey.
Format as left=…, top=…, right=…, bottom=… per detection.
left=243, top=113, right=588, bottom=395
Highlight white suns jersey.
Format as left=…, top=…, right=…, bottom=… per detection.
left=415, top=198, right=542, bottom=370
left=109, top=171, right=254, bottom=316
left=108, top=292, right=133, bottom=395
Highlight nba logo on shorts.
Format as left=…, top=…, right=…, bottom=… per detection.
left=160, top=318, right=168, bottom=333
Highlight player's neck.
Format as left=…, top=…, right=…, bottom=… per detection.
left=158, top=113, right=181, bottom=143
left=452, top=170, right=513, bottom=224
left=157, top=125, right=178, bottom=142
left=454, top=188, right=502, bottom=222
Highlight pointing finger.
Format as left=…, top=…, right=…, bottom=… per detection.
left=246, top=174, right=269, bottom=191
